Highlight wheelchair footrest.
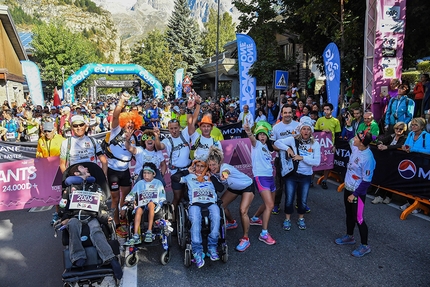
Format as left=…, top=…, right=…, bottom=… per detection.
left=62, top=265, right=114, bottom=280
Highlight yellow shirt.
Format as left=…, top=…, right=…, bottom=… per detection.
left=196, top=126, right=224, bottom=141
left=36, top=134, right=66, bottom=158
left=179, top=114, right=188, bottom=129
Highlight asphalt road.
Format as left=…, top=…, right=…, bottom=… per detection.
left=1, top=179, right=430, bottom=287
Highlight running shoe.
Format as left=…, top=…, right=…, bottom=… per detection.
left=236, top=238, right=250, bottom=252
left=335, top=235, right=356, bottom=245
left=372, top=196, right=383, bottom=204
left=399, top=203, right=410, bottom=210
left=226, top=220, right=238, bottom=230
left=382, top=197, right=392, bottom=204
left=124, top=234, right=141, bottom=245
left=249, top=217, right=262, bottom=226
left=51, top=212, right=60, bottom=226
left=193, top=252, right=205, bottom=268
left=207, top=249, right=220, bottom=261
left=351, top=244, right=371, bottom=257
left=283, top=219, right=291, bottom=231
left=297, top=218, right=306, bottom=230
left=321, top=181, right=328, bottom=189
left=258, top=233, right=276, bottom=245
left=144, top=231, right=153, bottom=243
left=272, top=205, right=280, bottom=215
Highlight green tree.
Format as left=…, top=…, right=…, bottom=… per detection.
left=233, top=0, right=290, bottom=87
left=166, top=0, right=204, bottom=76
left=32, top=21, right=103, bottom=89
left=201, top=9, right=236, bottom=58
left=131, top=29, right=182, bottom=88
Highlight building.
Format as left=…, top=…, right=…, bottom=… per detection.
left=0, top=5, right=28, bottom=107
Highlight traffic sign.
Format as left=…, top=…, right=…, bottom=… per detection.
left=274, top=70, right=289, bottom=89
left=183, top=85, right=192, bottom=94
left=165, top=86, right=172, bottom=92
left=182, top=75, right=193, bottom=86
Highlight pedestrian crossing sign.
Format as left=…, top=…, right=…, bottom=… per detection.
left=274, top=70, right=289, bottom=89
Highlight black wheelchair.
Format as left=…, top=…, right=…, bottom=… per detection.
left=123, top=199, right=174, bottom=267
left=176, top=200, right=228, bottom=267
left=56, top=162, right=122, bottom=287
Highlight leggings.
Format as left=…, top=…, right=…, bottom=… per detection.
left=344, top=189, right=368, bottom=245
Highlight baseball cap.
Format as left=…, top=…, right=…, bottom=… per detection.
left=173, top=106, right=180, bottom=113
left=70, top=115, right=86, bottom=124
left=42, top=122, right=55, bottom=131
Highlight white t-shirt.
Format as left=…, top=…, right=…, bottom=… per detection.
left=344, top=141, right=376, bottom=192
left=238, top=111, right=254, bottom=128
left=251, top=140, right=273, bottom=177
left=271, top=120, right=299, bottom=141
left=219, top=163, right=252, bottom=190
left=180, top=173, right=218, bottom=204
left=161, top=128, right=191, bottom=174
left=134, top=147, right=165, bottom=176
left=190, top=132, right=222, bottom=161
left=125, top=178, right=166, bottom=213
left=107, top=125, right=135, bottom=171
left=60, top=136, right=101, bottom=166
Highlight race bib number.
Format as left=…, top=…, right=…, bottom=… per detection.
left=29, top=134, right=39, bottom=142
left=69, top=190, right=101, bottom=212
left=6, top=132, right=15, bottom=139
left=191, top=188, right=215, bottom=204
left=138, top=191, right=159, bottom=206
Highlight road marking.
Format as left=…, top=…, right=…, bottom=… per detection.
left=120, top=264, right=137, bottom=287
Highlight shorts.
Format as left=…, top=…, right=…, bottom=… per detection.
left=107, top=168, right=132, bottom=191
left=228, top=182, right=255, bottom=195
left=254, top=176, right=276, bottom=193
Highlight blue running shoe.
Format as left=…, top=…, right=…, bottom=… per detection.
left=283, top=219, right=291, bottom=231
left=193, top=252, right=205, bottom=268
left=297, top=218, right=306, bottom=230
left=51, top=212, right=60, bottom=225
left=226, top=220, right=238, bottom=230
left=335, top=235, right=356, bottom=245
left=207, top=249, right=220, bottom=261
left=236, top=238, right=250, bottom=252
left=351, top=244, right=371, bottom=257
left=272, top=205, right=280, bottom=215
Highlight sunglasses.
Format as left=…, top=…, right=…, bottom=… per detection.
left=395, top=128, right=404, bottom=131
left=72, top=123, right=85, bottom=128
left=43, top=130, right=52, bottom=133
left=169, top=119, right=179, bottom=123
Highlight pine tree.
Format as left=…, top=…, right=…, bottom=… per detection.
left=166, top=0, right=204, bottom=76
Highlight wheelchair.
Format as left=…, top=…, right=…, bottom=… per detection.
left=176, top=199, right=228, bottom=267
left=57, top=162, right=122, bottom=287
left=123, top=199, right=174, bottom=267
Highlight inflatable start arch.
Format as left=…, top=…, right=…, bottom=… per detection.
left=63, top=63, right=163, bottom=102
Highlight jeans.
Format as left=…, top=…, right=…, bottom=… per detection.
left=188, top=204, right=220, bottom=255
left=68, top=217, right=115, bottom=264
left=284, top=173, right=312, bottom=215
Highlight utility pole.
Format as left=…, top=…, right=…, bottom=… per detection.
left=215, top=0, right=220, bottom=100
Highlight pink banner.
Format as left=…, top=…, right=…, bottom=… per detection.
left=372, top=0, right=406, bottom=120
left=0, top=136, right=334, bottom=212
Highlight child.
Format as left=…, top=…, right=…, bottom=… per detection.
left=123, top=162, right=166, bottom=244
left=244, top=121, right=276, bottom=245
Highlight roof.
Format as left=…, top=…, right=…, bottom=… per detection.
left=18, top=31, right=33, bottom=52
left=0, top=5, right=28, bottom=60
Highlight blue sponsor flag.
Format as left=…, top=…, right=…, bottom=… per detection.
left=236, top=34, right=257, bottom=118
left=21, top=61, right=45, bottom=106
left=175, top=68, right=184, bottom=99
left=323, top=43, right=341, bottom=117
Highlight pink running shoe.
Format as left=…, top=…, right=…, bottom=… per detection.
left=258, top=233, right=276, bottom=245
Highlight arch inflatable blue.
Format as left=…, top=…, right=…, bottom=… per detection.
left=63, top=63, right=163, bottom=102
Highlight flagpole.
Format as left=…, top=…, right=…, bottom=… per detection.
left=215, top=0, right=220, bottom=100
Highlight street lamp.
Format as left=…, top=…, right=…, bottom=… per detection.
left=215, top=0, right=220, bottom=100
left=61, top=67, right=65, bottom=102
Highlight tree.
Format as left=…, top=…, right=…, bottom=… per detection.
left=32, top=21, right=103, bottom=89
left=166, top=0, right=204, bottom=76
left=201, top=9, right=236, bottom=58
left=130, top=29, right=182, bottom=88
left=233, top=0, right=290, bottom=88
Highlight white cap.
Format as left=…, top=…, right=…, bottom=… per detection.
left=70, top=115, right=86, bottom=124
left=173, top=106, right=180, bottom=113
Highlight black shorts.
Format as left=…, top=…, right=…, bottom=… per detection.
left=228, top=182, right=255, bottom=196
left=107, top=168, right=132, bottom=191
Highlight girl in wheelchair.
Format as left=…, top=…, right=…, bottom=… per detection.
left=123, top=162, right=167, bottom=245
left=171, top=159, right=225, bottom=268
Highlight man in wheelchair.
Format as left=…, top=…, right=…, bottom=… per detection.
left=58, top=164, right=123, bottom=280
left=122, top=162, right=167, bottom=244
left=171, top=160, right=225, bottom=268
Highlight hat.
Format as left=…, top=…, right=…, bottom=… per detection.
left=70, top=115, right=86, bottom=124
left=254, top=125, right=270, bottom=138
left=42, top=122, right=54, bottom=131
left=90, top=109, right=96, bottom=114
left=296, top=116, right=314, bottom=133
left=173, top=106, right=180, bottom=113
left=142, top=165, right=156, bottom=175
left=62, top=106, right=71, bottom=113
left=199, top=115, right=213, bottom=126
left=229, top=103, right=235, bottom=108
left=357, top=131, right=373, bottom=146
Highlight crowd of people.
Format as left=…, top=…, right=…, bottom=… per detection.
left=1, top=74, right=430, bottom=269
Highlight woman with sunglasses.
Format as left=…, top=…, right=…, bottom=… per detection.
left=372, top=121, right=407, bottom=204
left=402, top=117, right=430, bottom=154
left=124, top=129, right=166, bottom=185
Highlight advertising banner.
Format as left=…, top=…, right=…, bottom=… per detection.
left=21, top=60, right=45, bottom=107
left=236, top=34, right=257, bottom=118
left=322, top=43, right=341, bottom=117
left=175, top=68, right=184, bottom=99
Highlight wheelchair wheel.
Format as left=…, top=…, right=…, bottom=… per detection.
left=221, top=244, right=228, bottom=263
left=63, top=283, right=73, bottom=287
left=160, top=250, right=171, bottom=265
left=184, top=249, right=192, bottom=267
left=125, top=253, right=139, bottom=267
left=177, top=203, right=186, bottom=249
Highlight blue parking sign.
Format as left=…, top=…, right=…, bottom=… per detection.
left=274, top=70, right=289, bottom=89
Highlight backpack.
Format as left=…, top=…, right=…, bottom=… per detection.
left=166, top=132, right=189, bottom=169
left=189, top=135, right=217, bottom=160
left=100, top=129, right=137, bottom=162
left=65, top=137, right=97, bottom=168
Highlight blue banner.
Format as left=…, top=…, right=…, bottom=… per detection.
left=236, top=34, right=257, bottom=118
left=63, top=63, right=163, bottom=103
left=323, top=43, right=341, bottom=117
left=175, top=68, right=184, bottom=99
left=20, top=61, right=44, bottom=106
